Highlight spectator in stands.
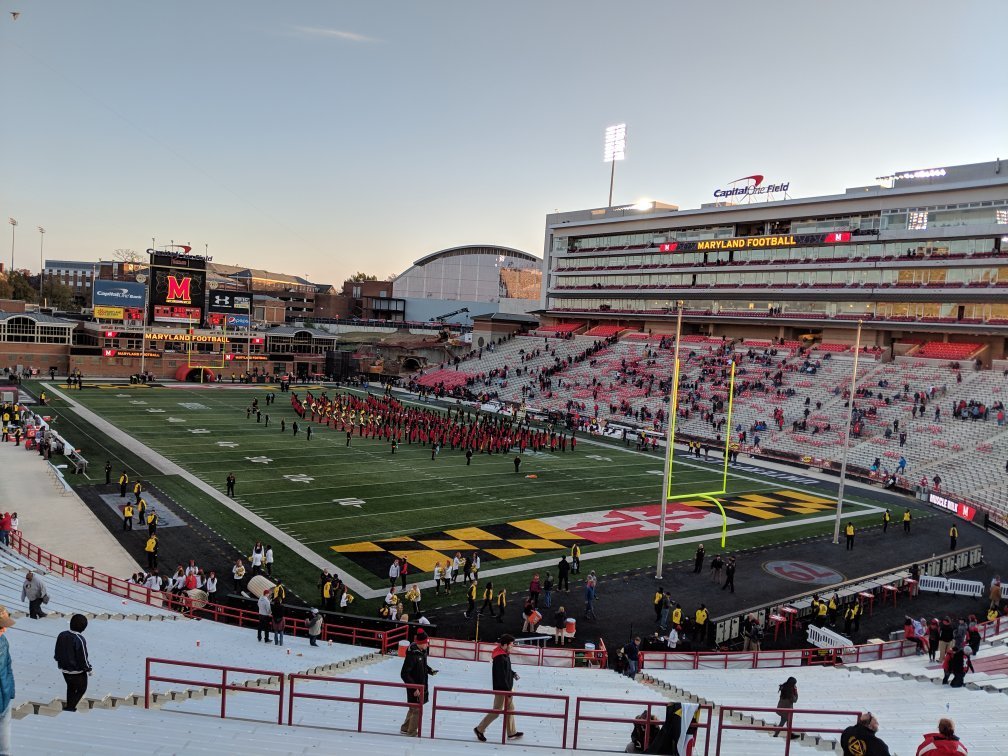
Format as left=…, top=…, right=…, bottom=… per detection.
left=54, top=614, right=92, bottom=712
left=773, top=676, right=798, bottom=739
left=473, top=634, right=522, bottom=742
left=916, top=717, right=968, bottom=755
left=0, top=605, right=14, bottom=753
left=21, top=571, right=48, bottom=619
left=399, top=628, right=436, bottom=737
left=841, top=712, right=891, bottom=756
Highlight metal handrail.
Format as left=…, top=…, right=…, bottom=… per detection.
left=144, top=657, right=285, bottom=725
left=430, top=685, right=569, bottom=748
left=716, top=704, right=861, bottom=756
left=573, top=696, right=712, bottom=754
left=287, top=673, right=423, bottom=735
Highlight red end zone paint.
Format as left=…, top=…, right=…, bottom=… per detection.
left=762, top=560, right=844, bottom=585
left=542, top=503, right=734, bottom=544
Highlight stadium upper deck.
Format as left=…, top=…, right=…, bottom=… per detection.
left=541, top=160, right=1008, bottom=354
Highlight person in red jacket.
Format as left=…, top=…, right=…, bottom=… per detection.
left=916, top=717, right=968, bottom=755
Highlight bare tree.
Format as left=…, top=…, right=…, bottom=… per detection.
left=113, top=248, right=142, bottom=263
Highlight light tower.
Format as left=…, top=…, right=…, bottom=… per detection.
left=603, top=124, right=626, bottom=207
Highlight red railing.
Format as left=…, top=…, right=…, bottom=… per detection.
left=144, top=658, right=285, bottom=725
left=430, top=686, right=569, bottom=748
left=9, top=531, right=403, bottom=653
left=425, top=636, right=607, bottom=668
left=638, top=640, right=918, bottom=670
left=287, top=674, right=423, bottom=734
left=715, top=705, right=861, bottom=755
left=573, top=696, right=712, bottom=754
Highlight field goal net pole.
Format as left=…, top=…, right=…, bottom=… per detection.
left=656, top=306, right=683, bottom=580
left=186, top=317, right=228, bottom=381
left=657, top=337, right=735, bottom=579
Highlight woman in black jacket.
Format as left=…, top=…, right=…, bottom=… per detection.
left=54, top=614, right=92, bottom=711
left=773, top=677, right=798, bottom=738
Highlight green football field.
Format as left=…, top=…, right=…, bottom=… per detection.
left=36, top=381, right=889, bottom=604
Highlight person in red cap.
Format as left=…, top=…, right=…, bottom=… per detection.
left=399, top=629, right=437, bottom=736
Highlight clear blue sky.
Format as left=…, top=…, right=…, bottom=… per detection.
left=2, top=1, right=1005, bottom=283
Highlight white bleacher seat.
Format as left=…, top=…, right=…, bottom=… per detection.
left=7, top=615, right=376, bottom=713
left=643, top=665, right=1007, bottom=755
left=0, top=548, right=177, bottom=619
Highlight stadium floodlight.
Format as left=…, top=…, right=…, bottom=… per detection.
left=603, top=123, right=626, bottom=207
left=7, top=218, right=16, bottom=272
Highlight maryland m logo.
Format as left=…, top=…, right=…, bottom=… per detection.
left=167, top=275, right=192, bottom=304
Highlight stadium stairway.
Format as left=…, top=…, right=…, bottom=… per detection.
left=641, top=665, right=1006, bottom=754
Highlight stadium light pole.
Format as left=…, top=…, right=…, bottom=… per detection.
left=603, top=124, right=626, bottom=207
left=656, top=300, right=684, bottom=579
left=37, top=227, right=46, bottom=305
left=7, top=218, right=16, bottom=272
left=832, top=319, right=864, bottom=544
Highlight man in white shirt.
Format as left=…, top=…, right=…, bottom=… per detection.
left=265, top=546, right=274, bottom=578
left=257, top=590, right=272, bottom=643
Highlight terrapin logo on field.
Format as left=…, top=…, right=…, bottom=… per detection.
left=713, top=174, right=790, bottom=199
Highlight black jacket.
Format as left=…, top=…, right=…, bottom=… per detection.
left=54, top=631, right=92, bottom=674
left=840, top=723, right=890, bottom=756
left=399, top=643, right=434, bottom=702
left=558, top=559, right=570, bottom=577
left=490, top=647, right=516, bottom=691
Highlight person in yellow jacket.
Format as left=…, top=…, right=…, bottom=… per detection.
left=272, top=582, right=286, bottom=603
left=653, top=589, right=664, bottom=621
left=949, top=525, right=958, bottom=551
left=146, top=510, right=159, bottom=537
left=480, top=582, right=495, bottom=617
left=137, top=498, right=147, bottom=527
left=815, top=597, right=829, bottom=628
left=144, top=534, right=158, bottom=570
left=495, top=587, right=507, bottom=623
left=571, top=544, right=581, bottom=574
left=133, top=480, right=143, bottom=504
left=903, top=509, right=912, bottom=534
left=122, top=503, right=134, bottom=531
left=671, top=603, right=683, bottom=629
left=322, top=577, right=334, bottom=611
left=119, top=471, right=129, bottom=498
left=694, top=603, right=708, bottom=642
left=882, top=509, right=891, bottom=533
left=845, top=522, right=855, bottom=551
left=465, top=581, right=477, bottom=619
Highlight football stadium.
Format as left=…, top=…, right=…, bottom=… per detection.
left=2, top=5, right=1007, bottom=755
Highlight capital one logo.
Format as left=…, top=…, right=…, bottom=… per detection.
left=167, top=275, right=192, bottom=304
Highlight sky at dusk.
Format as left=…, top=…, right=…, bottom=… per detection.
left=2, top=1, right=1005, bottom=284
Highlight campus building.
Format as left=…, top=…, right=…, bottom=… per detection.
left=540, top=160, right=1008, bottom=359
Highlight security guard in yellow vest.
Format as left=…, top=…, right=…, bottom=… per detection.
left=671, top=604, right=682, bottom=628
left=146, top=510, right=158, bottom=536
left=465, top=581, right=478, bottom=618
left=653, top=589, right=664, bottom=621
left=133, top=481, right=143, bottom=504
left=144, top=534, right=158, bottom=569
left=322, top=577, right=334, bottom=611
left=882, top=509, right=891, bottom=533
left=137, top=498, right=147, bottom=528
left=816, top=598, right=829, bottom=628
left=903, top=509, right=912, bottom=534
left=495, top=587, right=507, bottom=623
left=480, top=583, right=495, bottom=617
left=845, top=522, right=856, bottom=550
left=123, top=503, right=134, bottom=531
left=119, top=472, right=129, bottom=498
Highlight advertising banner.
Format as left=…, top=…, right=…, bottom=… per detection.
left=93, top=280, right=147, bottom=308
left=208, top=291, right=252, bottom=314
left=207, top=313, right=250, bottom=329
left=93, top=305, right=124, bottom=320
